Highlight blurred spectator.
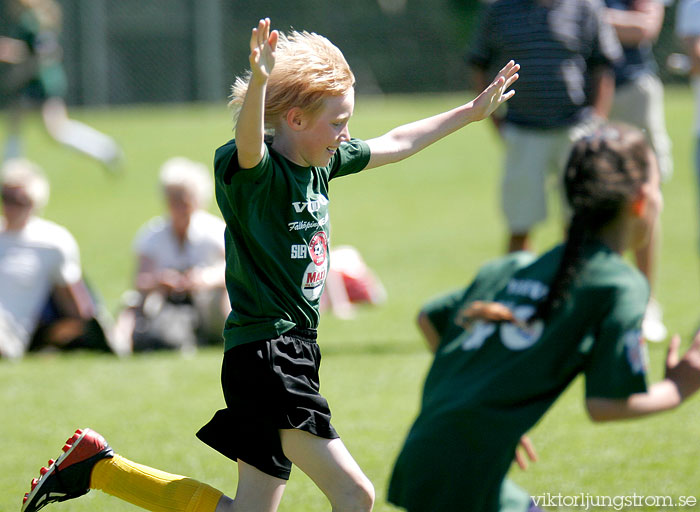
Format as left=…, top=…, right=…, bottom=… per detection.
left=675, top=0, right=700, bottom=244
left=0, top=0, right=122, bottom=170
left=467, top=0, right=622, bottom=253
left=604, top=0, right=671, bottom=342
left=113, top=157, right=228, bottom=353
left=0, top=158, right=111, bottom=359
left=320, top=245, right=387, bottom=319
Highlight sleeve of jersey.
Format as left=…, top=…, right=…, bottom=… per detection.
left=215, top=140, right=271, bottom=184
left=421, top=288, right=469, bottom=339
left=329, top=139, right=371, bottom=180
left=583, top=279, right=649, bottom=399
left=214, top=140, right=272, bottom=206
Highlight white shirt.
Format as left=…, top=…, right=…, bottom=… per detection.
left=0, top=216, right=82, bottom=348
left=133, top=209, right=225, bottom=272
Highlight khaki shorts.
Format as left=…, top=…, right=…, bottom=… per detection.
left=610, top=72, right=673, bottom=181
left=501, top=118, right=598, bottom=233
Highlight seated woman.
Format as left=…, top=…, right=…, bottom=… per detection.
left=388, top=123, right=700, bottom=512
left=0, top=158, right=110, bottom=358
left=114, top=157, right=228, bottom=353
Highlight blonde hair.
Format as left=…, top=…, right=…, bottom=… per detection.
left=159, top=157, right=213, bottom=209
left=1, top=158, right=50, bottom=210
left=229, top=30, right=355, bottom=131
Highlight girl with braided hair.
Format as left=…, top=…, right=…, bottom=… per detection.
left=388, top=123, right=700, bottom=512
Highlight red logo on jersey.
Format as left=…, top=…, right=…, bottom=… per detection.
left=309, top=232, right=328, bottom=266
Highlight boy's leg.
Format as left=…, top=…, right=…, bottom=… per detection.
left=22, top=428, right=225, bottom=512
left=280, top=429, right=374, bottom=512
left=219, top=459, right=286, bottom=512
left=91, top=454, right=224, bottom=512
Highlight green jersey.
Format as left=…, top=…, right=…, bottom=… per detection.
left=389, top=242, right=649, bottom=512
left=13, top=7, right=67, bottom=99
left=214, top=138, right=370, bottom=350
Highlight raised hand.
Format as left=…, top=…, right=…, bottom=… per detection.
left=249, top=18, right=278, bottom=82
left=471, top=60, right=520, bottom=122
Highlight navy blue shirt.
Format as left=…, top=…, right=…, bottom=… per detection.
left=468, top=0, right=622, bottom=128
left=605, top=0, right=659, bottom=86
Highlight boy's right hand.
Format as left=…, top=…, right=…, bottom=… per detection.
left=249, top=18, right=278, bottom=82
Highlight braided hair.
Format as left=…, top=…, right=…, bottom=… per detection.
left=533, top=123, right=652, bottom=321
left=466, top=123, right=652, bottom=325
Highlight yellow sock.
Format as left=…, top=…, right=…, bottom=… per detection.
left=90, top=455, right=223, bottom=512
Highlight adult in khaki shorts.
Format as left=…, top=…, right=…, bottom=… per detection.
left=468, top=0, right=622, bottom=253
left=500, top=119, right=601, bottom=237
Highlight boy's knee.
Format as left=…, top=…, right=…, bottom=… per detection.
left=333, top=477, right=375, bottom=512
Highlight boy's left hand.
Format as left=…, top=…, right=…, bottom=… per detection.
left=471, top=60, right=519, bottom=121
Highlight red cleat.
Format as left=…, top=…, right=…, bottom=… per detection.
left=21, top=428, right=114, bottom=512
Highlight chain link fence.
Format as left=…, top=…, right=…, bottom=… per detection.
left=0, top=0, right=691, bottom=107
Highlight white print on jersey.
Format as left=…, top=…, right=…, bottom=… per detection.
left=500, top=305, right=544, bottom=350
left=506, top=279, right=549, bottom=301
left=288, top=214, right=329, bottom=232
left=623, top=329, right=648, bottom=374
left=301, top=261, right=328, bottom=301
left=292, top=195, right=329, bottom=213
left=301, top=231, right=329, bottom=301
left=456, top=303, right=543, bottom=352
left=291, top=244, right=308, bottom=259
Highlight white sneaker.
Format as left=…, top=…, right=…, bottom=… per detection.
left=642, top=297, right=668, bottom=343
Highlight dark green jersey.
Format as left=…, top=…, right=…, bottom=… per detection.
left=389, top=242, right=649, bottom=512
left=214, top=138, right=370, bottom=350
left=13, top=8, right=67, bottom=98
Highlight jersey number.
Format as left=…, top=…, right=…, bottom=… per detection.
left=457, top=304, right=544, bottom=352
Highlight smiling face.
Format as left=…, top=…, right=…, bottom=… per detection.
left=294, top=89, right=355, bottom=167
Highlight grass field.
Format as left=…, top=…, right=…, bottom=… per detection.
left=2, top=87, right=700, bottom=511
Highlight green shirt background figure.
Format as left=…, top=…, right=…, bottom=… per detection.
left=388, top=123, right=700, bottom=512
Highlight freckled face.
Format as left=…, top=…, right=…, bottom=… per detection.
left=298, top=89, right=354, bottom=167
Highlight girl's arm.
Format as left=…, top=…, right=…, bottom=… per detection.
left=236, top=18, right=278, bottom=170
left=364, top=61, right=519, bottom=170
left=417, top=311, right=441, bottom=354
left=587, top=333, right=700, bottom=421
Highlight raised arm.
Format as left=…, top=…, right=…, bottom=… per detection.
left=587, top=332, right=700, bottom=421
left=604, top=0, right=664, bottom=46
left=590, top=64, right=616, bottom=120
left=364, top=61, right=519, bottom=170
left=236, top=18, right=278, bottom=169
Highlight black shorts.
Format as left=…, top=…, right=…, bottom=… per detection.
left=196, top=327, right=338, bottom=480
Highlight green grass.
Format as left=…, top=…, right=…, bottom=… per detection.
left=2, top=87, right=700, bottom=511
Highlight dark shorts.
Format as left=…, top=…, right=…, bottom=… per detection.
left=196, top=327, right=338, bottom=480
